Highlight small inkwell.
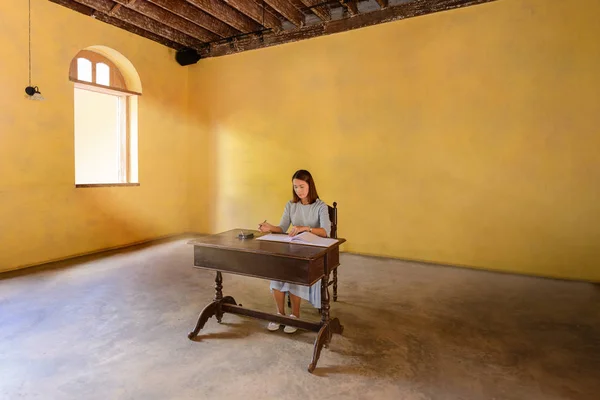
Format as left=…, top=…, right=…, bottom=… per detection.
left=238, top=230, right=254, bottom=239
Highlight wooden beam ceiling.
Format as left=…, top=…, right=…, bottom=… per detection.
left=299, top=0, right=331, bottom=21
left=222, top=0, right=283, bottom=33
left=112, top=0, right=220, bottom=42
left=263, top=0, right=305, bottom=27
left=71, top=0, right=206, bottom=50
left=340, top=0, right=359, bottom=16
left=199, top=0, right=497, bottom=58
left=183, top=0, right=264, bottom=33
left=49, top=0, right=499, bottom=61
left=146, top=0, right=241, bottom=38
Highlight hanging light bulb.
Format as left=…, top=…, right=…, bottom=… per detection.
left=25, top=85, right=45, bottom=101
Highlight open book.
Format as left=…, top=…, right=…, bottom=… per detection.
left=256, top=232, right=338, bottom=247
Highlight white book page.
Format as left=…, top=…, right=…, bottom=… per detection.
left=256, top=234, right=294, bottom=244
left=256, top=232, right=338, bottom=247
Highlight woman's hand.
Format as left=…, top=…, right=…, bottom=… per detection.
left=288, top=226, right=308, bottom=236
left=258, top=222, right=276, bottom=233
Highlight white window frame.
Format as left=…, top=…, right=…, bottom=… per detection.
left=70, top=53, right=140, bottom=188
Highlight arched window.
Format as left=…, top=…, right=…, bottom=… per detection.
left=69, top=49, right=140, bottom=186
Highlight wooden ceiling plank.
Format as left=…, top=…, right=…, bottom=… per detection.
left=146, top=0, right=240, bottom=38
left=264, top=0, right=305, bottom=27
left=222, top=0, right=282, bottom=33
left=111, top=0, right=219, bottom=42
left=299, top=0, right=331, bottom=21
left=375, top=0, right=388, bottom=9
left=108, top=3, right=122, bottom=15
left=183, top=0, right=263, bottom=33
left=256, top=1, right=285, bottom=24
left=72, top=0, right=205, bottom=50
left=339, top=0, right=358, bottom=16
left=49, top=0, right=95, bottom=15
left=201, top=0, right=496, bottom=57
left=96, top=13, right=184, bottom=49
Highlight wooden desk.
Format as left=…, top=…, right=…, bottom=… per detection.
left=187, top=229, right=346, bottom=373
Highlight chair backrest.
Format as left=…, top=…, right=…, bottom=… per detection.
left=327, top=201, right=337, bottom=239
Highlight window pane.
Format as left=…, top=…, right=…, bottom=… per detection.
left=74, top=88, right=121, bottom=184
left=96, top=62, right=110, bottom=86
left=77, top=58, right=92, bottom=82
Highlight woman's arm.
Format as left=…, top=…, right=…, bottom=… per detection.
left=258, top=202, right=291, bottom=233
left=258, top=222, right=283, bottom=233
left=318, top=201, right=332, bottom=237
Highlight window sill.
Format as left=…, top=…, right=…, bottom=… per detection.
left=76, top=183, right=140, bottom=188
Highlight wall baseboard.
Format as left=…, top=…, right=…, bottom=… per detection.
left=344, top=249, right=600, bottom=285
left=0, top=232, right=204, bottom=277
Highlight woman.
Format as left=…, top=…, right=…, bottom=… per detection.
left=258, top=169, right=331, bottom=333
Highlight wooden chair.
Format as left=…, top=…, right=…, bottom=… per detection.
left=327, top=202, right=339, bottom=301
left=288, top=201, right=339, bottom=308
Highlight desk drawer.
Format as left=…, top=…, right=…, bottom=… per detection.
left=194, top=246, right=324, bottom=286
left=326, top=247, right=340, bottom=273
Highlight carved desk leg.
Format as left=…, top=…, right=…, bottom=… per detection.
left=214, top=271, right=224, bottom=323
left=188, top=301, right=218, bottom=339
left=188, top=271, right=237, bottom=339
left=333, top=269, right=338, bottom=302
left=308, top=274, right=344, bottom=373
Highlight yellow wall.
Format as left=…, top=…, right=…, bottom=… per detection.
left=188, top=0, right=600, bottom=282
left=1, top=0, right=598, bottom=282
left=0, top=0, right=193, bottom=272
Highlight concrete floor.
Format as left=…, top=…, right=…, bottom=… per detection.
left=1, top=238, right=599, bottom=400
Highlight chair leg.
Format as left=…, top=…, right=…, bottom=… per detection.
left=333, top=269, right=338, bottom=302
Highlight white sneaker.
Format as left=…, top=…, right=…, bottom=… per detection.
left=283, top=314, right=298, bottom=334
left=267, top=313, right=283, bottom=331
